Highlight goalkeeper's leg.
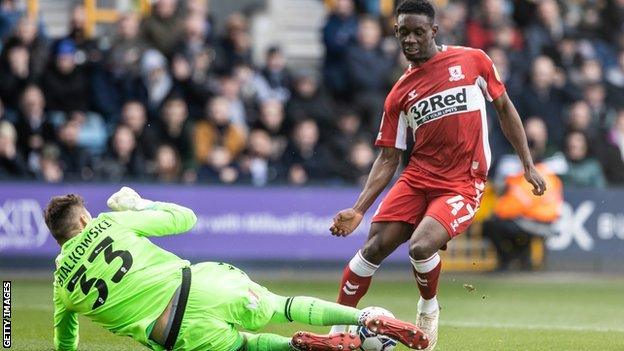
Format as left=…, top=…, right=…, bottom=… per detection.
left=268, top=294, right=362, bottom=326
left=264, top=294, right=428, bottom=350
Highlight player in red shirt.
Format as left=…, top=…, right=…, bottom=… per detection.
left=329, top=0, right=547, bottom=349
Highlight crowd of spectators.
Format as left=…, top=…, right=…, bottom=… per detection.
left=0, top=0, right=623, bottom=188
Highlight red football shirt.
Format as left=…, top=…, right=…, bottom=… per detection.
left=375, top=45, right=506, bottom=182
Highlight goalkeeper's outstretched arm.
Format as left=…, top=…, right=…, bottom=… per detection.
left=105, top=187, right=197, bottom=237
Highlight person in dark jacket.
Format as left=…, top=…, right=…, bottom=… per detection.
left=96, top=124, right=146, bottom=181
left=322, top=0, right=358, bottom=99
left=286, top=70, right=335, bottom=131
left=345, top=16, right=394, bottom=130
left=140, top=0, right=185, bottom=58
left=281, top=119, right=332, bottom=185
left=41, top=39, right=89, bottom=114
left=0, top=120, right=29, bottom=178
left=561, top=131, right=606, bottom=188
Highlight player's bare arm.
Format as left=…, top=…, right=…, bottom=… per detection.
left=492, top=92, right=547, bottom=195
left=330, top=147, right=402, bottom=236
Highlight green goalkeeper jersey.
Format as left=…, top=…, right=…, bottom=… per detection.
left=52, top=202, right=197, bottom=351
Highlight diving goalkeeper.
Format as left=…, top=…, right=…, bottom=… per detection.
left=47, top=187, right=428, bottom=351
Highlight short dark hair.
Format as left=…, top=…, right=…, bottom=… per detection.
left=396, top=0, right=435, bottom=21
left=44, top=194, right=85, bottom=243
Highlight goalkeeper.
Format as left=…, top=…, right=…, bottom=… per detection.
left=47, top=187, right=428, bottom=351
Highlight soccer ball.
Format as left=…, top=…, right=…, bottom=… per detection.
left=347, top=307, right=398, bottom=351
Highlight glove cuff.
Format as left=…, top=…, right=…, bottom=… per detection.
left=135, top=199, right=155, bottom=211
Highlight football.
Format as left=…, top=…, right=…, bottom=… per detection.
left=348, top=307, right=398, bottom=351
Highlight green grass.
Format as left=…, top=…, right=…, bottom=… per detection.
left=9, top=273, right=624, bottom=350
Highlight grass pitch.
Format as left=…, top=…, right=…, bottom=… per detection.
left=8, top=272, right=624, bottom=350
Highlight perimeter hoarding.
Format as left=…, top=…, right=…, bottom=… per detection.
left=0, top=183, right=622, bottom=271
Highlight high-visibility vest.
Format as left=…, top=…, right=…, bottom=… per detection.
left=494, top=164, right=563, bottom=223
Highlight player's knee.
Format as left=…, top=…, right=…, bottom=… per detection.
left=409, top=240, right=435, bottom=260
left=361, top=240, right=387, bottom=265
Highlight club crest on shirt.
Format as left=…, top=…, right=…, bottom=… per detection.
left=448, top=65, right=465, bottom=82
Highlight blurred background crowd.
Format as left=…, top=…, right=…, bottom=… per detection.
left=0, top=0, right=622, bottom=187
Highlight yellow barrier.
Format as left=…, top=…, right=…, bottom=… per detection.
left=84, top=0, right=151, bottom=37
left=26, top=0, right=39, bottom=20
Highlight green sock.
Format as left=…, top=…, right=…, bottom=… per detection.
left=285, top=296, right=361, bottom=326
left=242, top=332, right=292, bottom=351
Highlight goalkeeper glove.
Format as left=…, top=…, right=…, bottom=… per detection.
left=106, top=186, right=154, bottom=211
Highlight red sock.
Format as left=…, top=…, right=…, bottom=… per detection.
left=336, top=251, right=378, bottom=307
left=337, top=265, right=373, bottom=307
left=410, top=254, right=442, bottom=300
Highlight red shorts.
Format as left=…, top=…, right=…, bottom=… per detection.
left=372, top=168, right=486, bottom=237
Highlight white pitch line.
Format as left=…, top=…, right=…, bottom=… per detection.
left=440, top=321, right=624, bottom=333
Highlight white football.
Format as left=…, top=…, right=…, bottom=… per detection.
left=348, top=306, right=398, bottom=351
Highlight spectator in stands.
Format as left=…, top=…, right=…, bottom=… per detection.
left=254, top=99, right=288, bottom=158
left=327, top=109, right=367, bottom=175
left=286, top=70, right=334, bottom=130
left=140, top=0, right=184, bottom=58
left=218, top=74, right=247, bottom=129
left=158, top=97, right=195, bottom=176
left=42, top=39, right=89, bottom=114
left=486, top=46, right=523, bottom=101
left=6, top=15, right=48, bottom=78
left=571, top=58, right=603, bottom=88
left=175, top=12, right=211, bottom=63
left=322, top=0, right=358, bottom=99
left=153, top=144, right=182, bottom=182
left=0, top=0, right=28, bottom=41
left=96, top=125, right=146, bottom=181
left=37, top=143, right=63, bottom=182
left=56, top=120, right=92, bottom=181
left=515, top=56, right=577, bottom=146
left=185, top=0, right=216, bottom=45
left=138, top=49, right=173, bottom=116
left=565, top=100, right=597, bottom=138
left=606, top=50, right=624, bottom=109
left=281, top=119, right=330, bottom=185
left=561, top=131, right=606, bottom=188
left=98, top=12, right=146, bottom=120
left=108, top=12, right=145, bottom=79
left=0, top=120, right=28, bottom=178
left=597, top=109, right=624, bottom=185
left=14, top=85, right=53, bottom=163
left=194, top=96, right=246, bottom=169
left=484, top=162, right=563, bottom=271
left=171, top=13, right=215, bottom=115
left=343, top=139, right=374, bottom=186
left=494, top=117, right=563, bottom=186
left=549, top=34, right=583, bottom=75
left=0, top=42, right=32, bottom=109
left=435, top=1, right=467, bottom=45
left=59, top=4, right=100, bottom=74
left=525, top=0, right=569, bottom=59
left=197, top=145, right=239, bottom=183
left=466, top=0, right=522, bottom=50
left=214, top=13, right=252, bottom=74
left=583, top=83, right=616, bottom=131
left=345, top=16, right=394, bottom=129
left=237, top=129, right=279, bottom=186
left=120, top=101, right=159, bottom=161
left=255, top=46, right=292, bottom=103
